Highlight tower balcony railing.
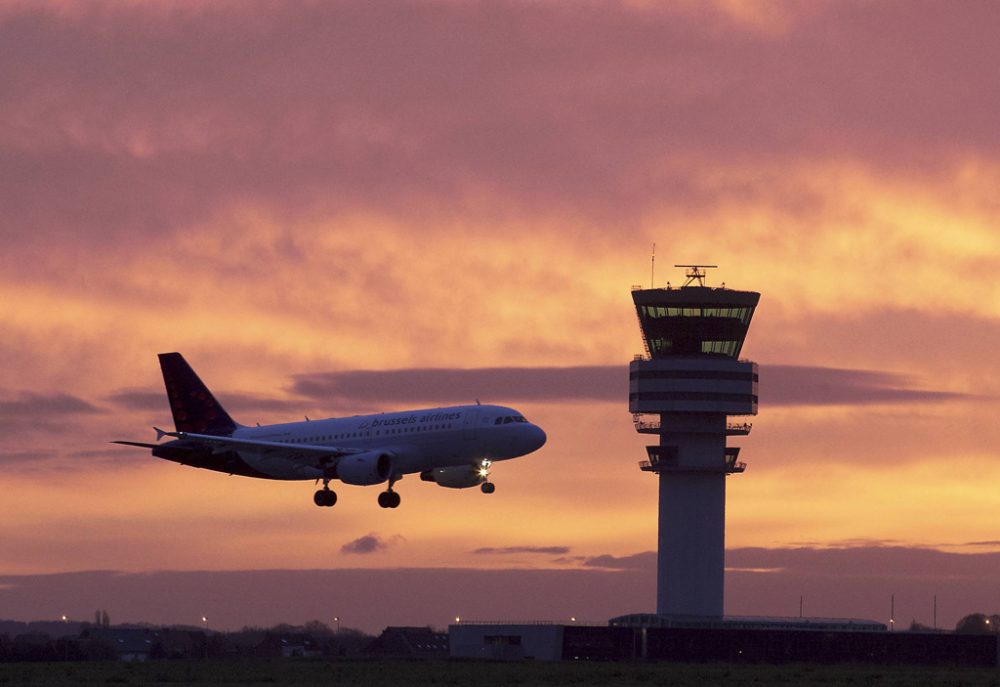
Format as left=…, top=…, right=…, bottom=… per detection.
left=726, top=422, right=752, bottom=436
left=633, top=353, right=757, bottom=364
left=632, top=415, right=753, bottom=436
left=632, top=414, right=661, bottom=433
left=631, top=284, right=681, bottom=292
left=638, top=445, right=747, bottom=474
left=724, top=447, right=746, bottom=473
left=638, top=459, right=747, bottom=474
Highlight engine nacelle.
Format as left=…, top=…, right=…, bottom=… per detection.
left=336, top=452, right=392, bottom=486
left=420, top=465, right=484, bottom=489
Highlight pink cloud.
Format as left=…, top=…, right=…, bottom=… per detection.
left=3, top=0, right=1000, bottom=252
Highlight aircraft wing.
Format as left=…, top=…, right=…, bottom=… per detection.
left=162, top=430, right=366, bottom=460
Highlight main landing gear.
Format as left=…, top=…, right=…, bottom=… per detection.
left=377, top=490, right=401, bottom=509
left=481, top=482, right=496, bottom=494
left=314, top=478, right=337, bottom=508
left=378, top=476, right=401, bottom=509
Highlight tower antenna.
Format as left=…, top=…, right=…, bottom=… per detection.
left=651, top=243, right=656, bottom=288
left=674, top=264, right=718, bottom=287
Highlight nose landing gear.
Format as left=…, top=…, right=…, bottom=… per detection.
left=478, top=459, right=495, bottom=494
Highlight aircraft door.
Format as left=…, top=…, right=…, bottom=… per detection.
left=462, top=408, right=479, bottom=440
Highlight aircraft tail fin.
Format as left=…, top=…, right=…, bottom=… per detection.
left=158, top=352, right=239, bottom=435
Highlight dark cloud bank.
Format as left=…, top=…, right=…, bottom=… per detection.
left=0, top=391, right=103, bottom=418
left=3, top=546, right=998, bottom=632
left=90, top=363, right=967, bottom=435
left=105, top=390, right=317, bottom=417
left=474, top=546, right=572, bottom=556
left=2, top=360, right=969, bottom=470
left=290, top=364, right=968, bottom=407
left=0, top=391, right=106, bottom=436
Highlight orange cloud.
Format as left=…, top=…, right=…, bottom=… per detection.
left=3, top=2, right=1000, bottom=629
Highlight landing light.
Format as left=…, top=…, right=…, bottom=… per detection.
left=477, top=468, right=490, bottom=478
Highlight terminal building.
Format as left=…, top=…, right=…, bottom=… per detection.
left=449, top=621, right=999, bottom=666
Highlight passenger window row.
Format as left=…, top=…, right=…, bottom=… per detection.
left=280, top=424, right=455, bottom=444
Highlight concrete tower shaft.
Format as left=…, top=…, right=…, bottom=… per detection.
left=630, top=279, right=759, bottom=618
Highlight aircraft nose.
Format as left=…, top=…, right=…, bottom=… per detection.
left=528, top=424, right=547, bottom=452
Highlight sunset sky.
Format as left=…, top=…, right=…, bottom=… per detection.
left=3, top=0, right=1000, bottom=633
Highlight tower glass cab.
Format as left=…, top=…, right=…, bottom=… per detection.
left=630, top=267, right=759, bottom=618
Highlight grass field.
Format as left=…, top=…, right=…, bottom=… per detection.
left=1, top=659, right=999, bottom=687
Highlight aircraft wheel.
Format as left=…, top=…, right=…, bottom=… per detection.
left=314, top=489, right=337, bottom=507
left=389, top=491, right=401, bottom=508
left=481, top=482, right=496, bottom=494
left=378, top=491, right=393, bottom=508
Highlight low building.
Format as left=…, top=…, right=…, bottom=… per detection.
left=449, top=623, right=565, bottom=661
left=450, top=621, right=1000, bottom=666
left=81, top=628, right=155, bottom=662
left=366, top=626, right=449, bottom=657
left=254, top=632, right=323, bottom=658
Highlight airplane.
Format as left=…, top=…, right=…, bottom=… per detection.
left=114, top=353, right=547, bottom=508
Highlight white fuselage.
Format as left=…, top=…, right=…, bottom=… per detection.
left=232, top=403, right=545, bottom=481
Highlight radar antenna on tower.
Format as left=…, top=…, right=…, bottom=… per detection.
left=674, top=264, right=718, bottom=287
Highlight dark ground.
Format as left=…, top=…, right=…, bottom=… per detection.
left=1, top=659, right=999, bottom=687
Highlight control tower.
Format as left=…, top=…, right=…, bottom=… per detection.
left=630, top=265, right=759, bottom=618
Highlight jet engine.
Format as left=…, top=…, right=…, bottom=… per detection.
left=335, top=452, right=393, bottom=486
left=420, top=465, right=485, bottom=489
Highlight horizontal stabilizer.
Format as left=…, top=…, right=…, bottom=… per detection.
left=112, top=441, right=160, bottom=449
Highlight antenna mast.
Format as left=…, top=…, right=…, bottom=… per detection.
left=651, top=243, right=656, bottom=288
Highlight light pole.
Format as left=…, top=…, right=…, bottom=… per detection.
left=61, top=616, right=69, bottom=662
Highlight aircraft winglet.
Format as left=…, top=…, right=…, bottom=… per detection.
left=154, top=427, right=169, bottom=441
